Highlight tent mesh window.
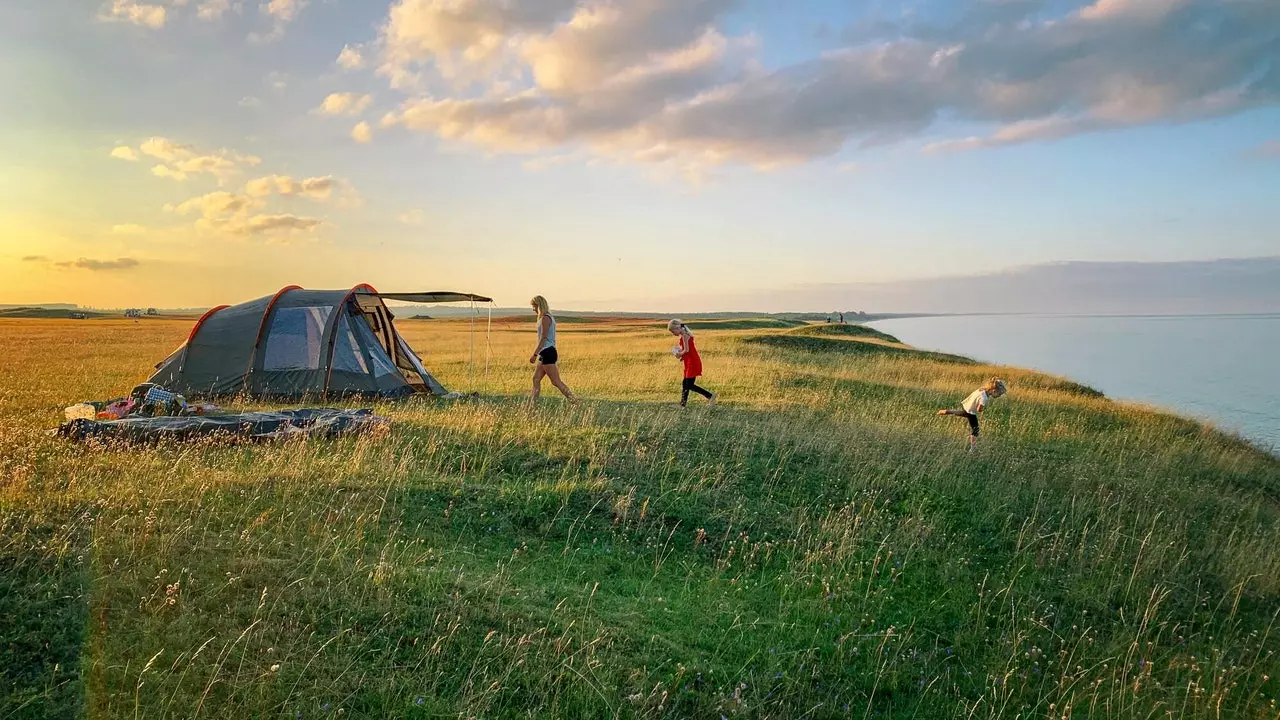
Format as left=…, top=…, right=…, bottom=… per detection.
left=331, top=313, right=369, bottom=374
left=264, top=306, right=333, bottom=371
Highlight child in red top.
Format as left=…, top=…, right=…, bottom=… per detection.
left=668, top=319, right=716, bottom=407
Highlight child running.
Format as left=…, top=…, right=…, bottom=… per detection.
left=937, top=377, right=1007, bottom=450
left=668, top=319, right=716, bottom=408
left=528, top=295, right=577, bottom=404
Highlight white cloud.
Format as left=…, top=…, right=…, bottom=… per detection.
left=351, top=121, right=373, bottom=144
left=197, top=0, right=233, bottom=20
left=337, top=45, right=366, bottom=70
left=139, top=136, right=261, bottom=184
left=256, top=0, right=306, bottom=39
left=398, top=209, right=426, bottom=226
left=372, top=0, right=1280, bottom=170
left=239, top=96, right=262, bottom=107
left=243, top=174, right=350, bottom=203
left=110, top=146, right=139, bottom=161
left=101, top=0, right=167, bottom=29
left=151, top=164, right=188, bottom=181
left=318, top=93, right=374, bottom=116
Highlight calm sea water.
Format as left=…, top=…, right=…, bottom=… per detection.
left=870, top=314, right=1280, bottom=453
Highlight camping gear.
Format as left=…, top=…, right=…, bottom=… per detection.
left=147, top=284, right=491, bottom=400
left=64, top=403, right=98, bottom=421
left=58, top=408, right=387, bottom=444
left=97, top=399, right=136, bottom=420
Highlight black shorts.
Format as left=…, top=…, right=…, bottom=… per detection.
left=959, top=411, right=980, bottom=436
left=538, top=346, right=558, bottom=365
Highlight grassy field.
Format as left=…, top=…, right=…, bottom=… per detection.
left=1, top=316, right=1277, bottom=719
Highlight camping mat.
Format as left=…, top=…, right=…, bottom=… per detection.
left=57, top=408, right=388, bottom=443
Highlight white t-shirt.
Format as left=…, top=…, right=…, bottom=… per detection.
left=962, top=389, right=989, bottom=414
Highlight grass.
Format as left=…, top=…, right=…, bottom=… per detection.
left=1, top=318, right=1277, bottom=719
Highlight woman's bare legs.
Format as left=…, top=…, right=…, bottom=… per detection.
left=531, top=364, right=545, bottom=402
left=543, top=364, right=577, bottom=402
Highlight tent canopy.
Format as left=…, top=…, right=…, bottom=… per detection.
left=377, top=291, right=493, bottom=304
left=148, top=284, right=489, bottom=400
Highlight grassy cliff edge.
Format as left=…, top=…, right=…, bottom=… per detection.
left=2, top=319, right=1277, bottom=719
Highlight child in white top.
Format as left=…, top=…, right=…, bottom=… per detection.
left=937, top=378, right=1007, bottom=450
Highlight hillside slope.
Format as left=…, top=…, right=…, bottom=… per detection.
left=1, top=319, right=1276, bottom=718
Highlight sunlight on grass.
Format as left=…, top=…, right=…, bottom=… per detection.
left=1, top=318, right=1277, bottom=718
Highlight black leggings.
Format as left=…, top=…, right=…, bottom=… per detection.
left=682, top=377, right=712, bottom=405
left=957, top=411, right=980, bottom=437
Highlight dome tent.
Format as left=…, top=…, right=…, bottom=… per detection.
left=148, top=284, right=492, bottom=400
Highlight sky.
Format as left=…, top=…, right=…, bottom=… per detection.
left=1, top=0, right=1278, bottom=311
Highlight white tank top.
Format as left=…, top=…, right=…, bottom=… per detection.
left=539, top=314, right=557, bottom=350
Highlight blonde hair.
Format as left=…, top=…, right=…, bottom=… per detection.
left=667, top=318, right=686, bottom=333
left=530, top=295, right=550, bottom=318
left=985, top=377, right=1008, bottom=397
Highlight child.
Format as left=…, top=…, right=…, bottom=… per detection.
left=937, top=378, right=1007, bottom=450
left=668, top=319, right=716, bottom=407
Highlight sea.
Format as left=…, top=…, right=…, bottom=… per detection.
left=870, top=314, right=1280, bottom=454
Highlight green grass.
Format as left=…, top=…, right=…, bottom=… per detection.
left=1, top=318, right=1277, bottom=718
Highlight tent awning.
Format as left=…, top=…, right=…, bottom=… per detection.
left=373, top=291, right=494, bottom=304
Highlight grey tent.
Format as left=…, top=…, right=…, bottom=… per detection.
left=148, top=284, right=492, bottom=400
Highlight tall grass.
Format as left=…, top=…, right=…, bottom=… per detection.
left=1, top=318, right=1277, bottom=718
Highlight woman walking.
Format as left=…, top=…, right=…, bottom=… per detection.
left=529, top=295, right=577, bottom=404
left=668, top=319, right=716, bottom=407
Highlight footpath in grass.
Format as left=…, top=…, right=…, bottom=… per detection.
left=0, top=319, right=1277, bottom=718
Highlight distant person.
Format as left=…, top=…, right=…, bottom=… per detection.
left=937, top=378, right=1008, bottom=450
left=668, top=319, right=716, bottom=408
left=839, top=312, right=845, bottom=324
left=529, top=295, right=577, bottom=404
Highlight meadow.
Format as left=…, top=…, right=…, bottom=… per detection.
left=1, top=316, right=1277, bottom=719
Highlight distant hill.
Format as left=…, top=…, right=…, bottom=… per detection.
left=0, top=307, right=103, bottom=319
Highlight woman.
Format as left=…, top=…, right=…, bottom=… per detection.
left=668, top=319, right=716, bottom=407
left=529, top=295, right=577, bottom=403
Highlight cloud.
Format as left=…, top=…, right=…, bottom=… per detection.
left=337, top=45, right=366, bottom=70
left=167, top=190, right=323, bottom=236
left=110, top=146, right=139, bottom=161
left=197, top=0, right=232, bottom=20
left=351, top=121, right=373, bottom=143
left=101, top=0, right=167, bottom=28
left=138, top=136, right=261, bottom=183
left=318, top=93, right=374, bottom=116
left=21, top=256, right=47, bottom=262
left=239, top=96, right=262, bottom=107
left=256, top=0, right=306, bottom=39
left=243, top=174, right=342, bottom=201
left=111, top=224, right=149, bottom=235
left=1256, top=140, right=1280, bottom=158
left=242, top=214, right=323, bottom=235
left=152, top=164, right=189, bottom=181
left=398, top=209, right=426, bottom=226
left=55, top=257, right=141, bottom=271
left=373, top=0, right=1280, bottom=169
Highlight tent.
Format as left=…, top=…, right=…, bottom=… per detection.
left=148, top=284, right=492, bottom=400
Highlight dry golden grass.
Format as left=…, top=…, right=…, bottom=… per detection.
left=1, top=316, right=1277, bottom=719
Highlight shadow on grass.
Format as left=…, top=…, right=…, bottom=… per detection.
left=742, top=333, right=977, bottom=365
left=0, top=514, right=87, bottom=720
